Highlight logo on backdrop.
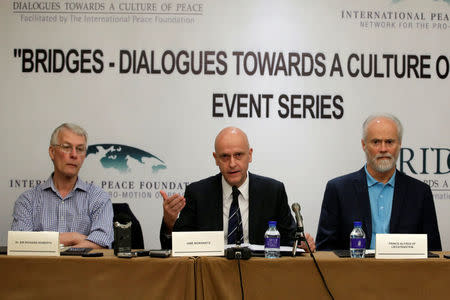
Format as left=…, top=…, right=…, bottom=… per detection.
left=12, top=1, right=204, bottom=25
left=84, top=144, right=188, bottom=200
left=399, top=147, right=450, bottom=200
left=86, top=144, right=166, bottom=173
left=340, top=3, right=449, bottom=31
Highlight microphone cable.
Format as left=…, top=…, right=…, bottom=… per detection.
left=292, top=203, right=334, bottom=299
left=235, top=254, right=245, bottom=300
left=304, top=239, right=335, bottom=300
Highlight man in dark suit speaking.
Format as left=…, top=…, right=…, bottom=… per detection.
left=316, top=113, right=441, bottom=251
left=160, top=126, right=315, bottom=251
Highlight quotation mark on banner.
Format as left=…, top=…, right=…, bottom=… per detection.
left=14, top=49, right=22, bottom=58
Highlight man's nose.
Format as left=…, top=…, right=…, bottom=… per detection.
left=69, top=147, right=78, bottom=157
left=379, top=142, right=388, bottom=152
left=229, top=156, right=236, bottom=167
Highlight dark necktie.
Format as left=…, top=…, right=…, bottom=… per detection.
left=227, top=186, right=244, bottom=245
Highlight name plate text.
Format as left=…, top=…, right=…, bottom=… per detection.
left=172, top=231, right=224, bottom=257
left=8, top=231, right=60, bottom=256
left=375, top=234, right=427, bottom=259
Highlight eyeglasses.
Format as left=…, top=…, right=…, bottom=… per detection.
left=53, top=144, right=87, bottom=155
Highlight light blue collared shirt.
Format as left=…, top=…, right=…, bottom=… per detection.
left=11, top=175, right=114, bottom=248
left=365, top=165, right=396, bottom=249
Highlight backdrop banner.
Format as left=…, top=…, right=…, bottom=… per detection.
left=1, top=0, right=449, bottom=249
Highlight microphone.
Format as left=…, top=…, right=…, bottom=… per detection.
left=291, top=203, right=304, bottom=230
left=291, top=202, right=305, bottom=256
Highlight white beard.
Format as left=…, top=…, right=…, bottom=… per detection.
left=366, top=151, right=398, bottom=173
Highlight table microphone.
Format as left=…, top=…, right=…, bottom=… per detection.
left=291, top=203, right=304, bottom=231
left=225, top=210, right=251, bottom=260
left=291, top=203, right=305, bottom=256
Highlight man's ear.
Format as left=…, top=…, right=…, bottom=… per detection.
left=213, top=152, right=219, bottom=166
left=49, top=146, right=55, bottom=161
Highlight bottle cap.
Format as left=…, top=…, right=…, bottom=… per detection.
left=353, top=221, right=362, bottom=227
left=268, top=220, right=277, bottom=226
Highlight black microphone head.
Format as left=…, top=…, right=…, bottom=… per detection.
left=291, top=202, right=301, bottom=212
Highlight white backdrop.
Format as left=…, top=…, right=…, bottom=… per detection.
left=1, top=0, right=449, bottom=250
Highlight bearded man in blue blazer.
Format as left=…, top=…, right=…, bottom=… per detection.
left=316, top=113, right=441, bottom=251
left=159, top=127, right=315, bottom=251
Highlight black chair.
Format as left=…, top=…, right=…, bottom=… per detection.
left=112, top=203, right=145, bottom=249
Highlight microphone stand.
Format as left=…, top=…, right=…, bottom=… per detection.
left=292, top=225, right=305, bottom=257
left=290, top=203, right=334, bottom=299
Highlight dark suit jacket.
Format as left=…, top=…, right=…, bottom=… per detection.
left=160, top=173, right=296, bottom=249
left=316, top=167, right=442, bottom=251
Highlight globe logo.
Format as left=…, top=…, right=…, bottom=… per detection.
left=86, top=144, right=166, bottom=173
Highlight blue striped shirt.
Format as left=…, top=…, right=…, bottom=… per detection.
left=11, top=175, right=114, bottom=248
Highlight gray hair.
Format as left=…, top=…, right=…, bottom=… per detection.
left=50, top=123, right=88, bottom=146
left=362, top=113, right=403, bottom=143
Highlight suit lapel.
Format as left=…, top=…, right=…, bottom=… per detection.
left=214, top=173, right=224, bottom=230
left=248, top=173, right=257, bottom=241
left=353, top=168, right=372, bottom=243
left=390, top=170, right=406, bottom=232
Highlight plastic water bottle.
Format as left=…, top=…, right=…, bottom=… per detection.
left=264, top=221, right=280, bottom=258
left=350, top=221, right=366, bottom=258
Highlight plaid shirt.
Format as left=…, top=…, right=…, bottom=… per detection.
left=11, top=175, right=114, bottom=248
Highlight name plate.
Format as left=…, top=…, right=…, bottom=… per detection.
left=8, top=231, right=60, bottom=256
left=375, top=234, right=427, bottom=259
left=172, top=231, right=224, bottom=257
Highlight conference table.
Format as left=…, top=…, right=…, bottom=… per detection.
left=196, top=252, right=450, bottom=300
left=0, top=251, right=196, bottom=299
left=1, top=250, right=449, bottom=300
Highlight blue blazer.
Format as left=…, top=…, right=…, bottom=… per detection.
left=160, top=173, right=296, bottom=249
left=316, top=167, right=442, bottom=251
